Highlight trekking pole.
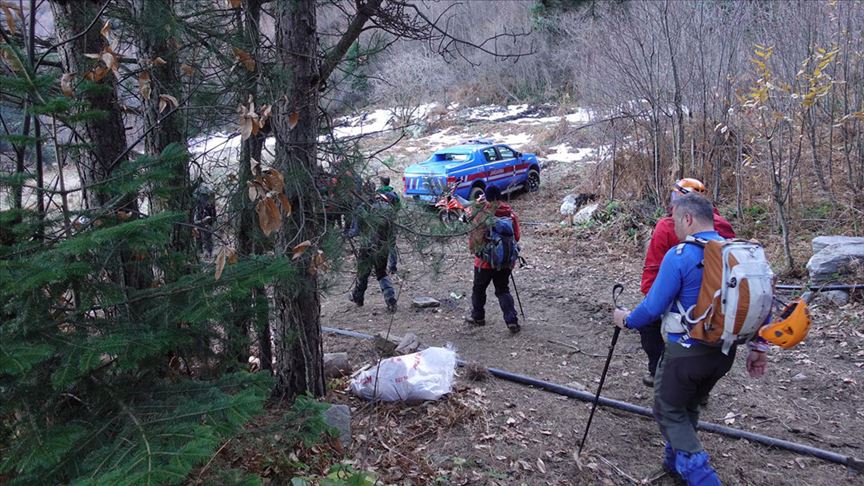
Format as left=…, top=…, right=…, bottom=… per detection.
left=510, top=256, right=528, bottom=318
left=510, top=273, right=525, bottom=318
left=578, top=283, right=624, bottom=454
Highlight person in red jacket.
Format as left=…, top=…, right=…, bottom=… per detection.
left=465, top=186, right=522, bottom=333
left=639, top=178, right=736, bottom=387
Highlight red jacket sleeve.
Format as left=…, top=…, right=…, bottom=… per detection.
left=511, top=210, right=521, bottom=242
left=641, top=217, right=678, bottom=295
left=712, top=211, right=736, bottom=239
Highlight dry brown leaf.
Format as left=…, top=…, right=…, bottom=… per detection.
left=138, top=71, right=151, bottom=99
left=227, top=0, right=242, bottom=7
left=308, top=249, right=328, bottom=275
left=247, top=180, right=265, bottom=201
left=277, top=193, right=293, bottom=217
left=227, top=249, right=238, bottom=264
left=99, top=20, right=111, bottom=40
left=60, top=73, right=75, bottom=97
left=158, top=93, right=179, bottom=113
left=250, top=157, right=261, bottom=176
left=292, top=240, right=312, bottom=260
left=288, top=111, right=299, bottom=130
left=181, top=63, right=195, bottom=76
left=233, top=47, right=256, bottom=71
left=101, top=50, right=119, bottom=76
left=152, top=56, right=167, bottom=66
left=2, top=5, right=16, bottom=35
left=256, top=198, right=281, bottom=236
left=261, top=168, right=285, bottom=193
left=239, top=114, right=255, bottom=140
left=215, top=247, right=227, bottom=281
left=259, top=104, right=272, bottom=126
left=84, top=66, right=110, bottom=82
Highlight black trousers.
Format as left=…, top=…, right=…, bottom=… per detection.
left=470, top=267, right=517, bottom=324
left=639, top=319, right=665, bottom=376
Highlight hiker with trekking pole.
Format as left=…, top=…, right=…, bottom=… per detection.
left=608, top=194, right=811, bottom=485
left=464, top=186, right=523, bottom=333
left=639, top=178, right=736, bottom=388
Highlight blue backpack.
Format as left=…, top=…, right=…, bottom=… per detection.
left=482, top=216, right=519, bottom=270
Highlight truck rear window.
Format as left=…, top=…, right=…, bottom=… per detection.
left=433, top=153, right=470, bottom=162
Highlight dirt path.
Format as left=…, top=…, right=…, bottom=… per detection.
left=320, top=172, right=863, bottom=486
left=314, top=110, right=864, bottom=485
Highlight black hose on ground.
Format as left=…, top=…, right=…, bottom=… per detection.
left=775, top=283, right=864, bottom=292
left=323, top=326, right=864, bottom=472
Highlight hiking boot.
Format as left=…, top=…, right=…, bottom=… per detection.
left=642, top=373, right=655, bottom=388
left=386, top=299, right=397, bottom=313
left=349, top=295, right=364, bottom=307
left=465, top=317, right=486, bottom=327
left=506, top=322, right=521, bottom=334
left=675, top=451, right=721, bottom=486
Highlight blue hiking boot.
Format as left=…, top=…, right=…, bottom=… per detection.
left=675, top=451, right=721, bottom=486
left=663, top=443, right=677, bottom=475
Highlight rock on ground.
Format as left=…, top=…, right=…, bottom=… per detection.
left=806, top=238, right=864, bottom=283
left=412, top=296, right=440, bottom=308
left=821, top=290, right=850, bottom=306
left=323, top=404, right=352, bottom=447
left=812, top=235, right=864, bottom=254
left=573, top=203, right=599, bottom=224
left=323, top=352, right=351, bottom=378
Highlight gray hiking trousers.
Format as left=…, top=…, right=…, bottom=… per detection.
left=652, top=342, right=736, bottom=453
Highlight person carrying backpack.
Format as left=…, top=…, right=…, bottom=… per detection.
left=611, top=194, right=784, bottom=485
left=639, top=178, right=736, bottom=387
left=465, top=186, right=521, bottom=333
left=349, top=193, right=398, bottom=313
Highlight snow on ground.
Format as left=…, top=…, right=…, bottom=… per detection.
left=331, top=109, right=395, bottom=138
left=515, top=108, right=592, bottom=126
left=545, top=143, right=598, bottom=163
left=464, top=104, right=531, bottom=121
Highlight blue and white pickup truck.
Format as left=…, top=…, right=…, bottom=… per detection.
left=402, top=140, right=541, bottom=203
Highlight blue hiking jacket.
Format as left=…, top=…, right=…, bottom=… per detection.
left=625, top=230, right=725, bottom=345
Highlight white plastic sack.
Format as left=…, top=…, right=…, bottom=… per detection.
left=350, top=346, right=457, bottom=401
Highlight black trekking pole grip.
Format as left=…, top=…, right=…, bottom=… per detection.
left=578, top=284, right=625, bottom=454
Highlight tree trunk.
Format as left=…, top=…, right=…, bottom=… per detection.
left=226, top=0, right=270, bottom=370
left=131, top=0, right=193, bottom=257
left=50, top=0, right=129, bottom=209
left=271, top=0, right=325, bottom=399
left=50, top=0, right=152, bottom=294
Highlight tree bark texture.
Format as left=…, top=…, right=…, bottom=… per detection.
left=272, top=0, right=325, bottom=399
left=131, top=0, right=193, bottom=257
left=50, top=0, right=153, bottom=295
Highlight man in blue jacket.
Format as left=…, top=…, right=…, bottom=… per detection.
left=611, top=194, right=769, bottom=485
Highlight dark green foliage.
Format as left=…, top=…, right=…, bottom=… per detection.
left=0, top=194, right=286, bottom=483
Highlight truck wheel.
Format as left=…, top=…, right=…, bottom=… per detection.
left=526, top=170, right=540, bottom=193
left=469, top=186, right=485, bottom=201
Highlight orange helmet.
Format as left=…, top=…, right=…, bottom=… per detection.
left=673, top=178, right=706, bottom=196
left=758, top=297, right=812, bottom=349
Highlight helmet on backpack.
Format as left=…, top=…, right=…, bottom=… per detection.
left=673, top=178, right=706, bottom=197
left=758, top=297, right=812, bottom=349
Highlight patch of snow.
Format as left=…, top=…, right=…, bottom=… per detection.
left=189, top=132, right=242, bottom=153
left=464, top=104, right=531, bottom=121
left=514, top=108, right=592, bottom=126
left=486, top=132, right=533, bottom=149
left=545, top=143, right=596, bottom=163
left=332, top=109, right=395, bottom=138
